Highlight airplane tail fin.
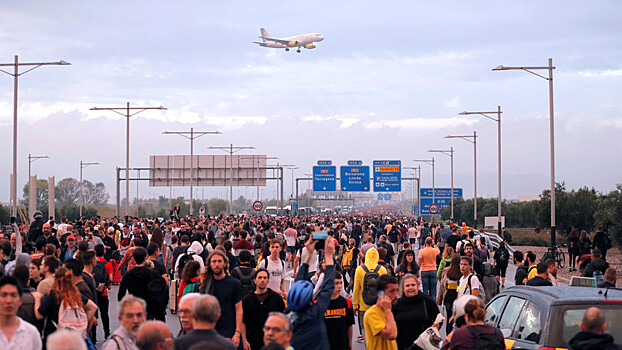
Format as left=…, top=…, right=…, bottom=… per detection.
left=260, top=28, right=270, bottom=42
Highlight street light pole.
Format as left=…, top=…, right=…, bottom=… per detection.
left=163, top=128, right=221, bottom=215
left=460, top=107, right=502, bottom=236
left=287, top=166, right=298, bottom=199
left=208, top=144, right=255, bottom=214
left=493, top=59, right=556, bottom=248
left=0, top=56, right=70, bottom=216
left=429, top=148, right=455, bottom=220
left=79, top=161, right=99, bottom=217
left=445, top=132, right=478, bottom=225
left=28, top=154, right=50, bottom=183
left=90, top=103, right=166, bottom=218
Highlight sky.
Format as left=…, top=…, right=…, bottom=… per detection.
left=0, top=1, right=621, bottom=206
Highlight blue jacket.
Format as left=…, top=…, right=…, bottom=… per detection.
left=289, top=262, right=335, bottom=350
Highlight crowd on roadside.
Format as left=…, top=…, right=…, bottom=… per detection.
left=0, top=209, right=619, bottom=350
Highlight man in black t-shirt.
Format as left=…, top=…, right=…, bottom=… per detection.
left=242, top=268, right=286, bottom=350
left=446, top=226, right=461, bottom=251
left=147, top=243, right=168, bottom=283
left=323, top=273, right=355, bottom=350
left=199, top=250, right=243, bottom=347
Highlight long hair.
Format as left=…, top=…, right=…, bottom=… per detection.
left=442, top=245, right=455, bottom=259
left=398, top=249, right=419, bottom=274
left=200, top=250, right=229, bottom=286
left=181, top=260, right=201, bottom=284
left=446, top=254, right=462, bottom=280
left=53, top=267, right=84, bottom=308
left=150, top=228, right=164, bottom=248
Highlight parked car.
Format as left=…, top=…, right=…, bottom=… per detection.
left=485, top=285, right=622, bottom=349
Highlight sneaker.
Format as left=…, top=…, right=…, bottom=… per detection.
left=356, top=335, right=364, bottom=343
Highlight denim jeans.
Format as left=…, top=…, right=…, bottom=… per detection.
left=421, top=270, right=437, bottom=299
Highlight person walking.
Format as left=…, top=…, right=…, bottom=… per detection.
left=0, top=276, right=42, bottom=349
left=363, top=274, right=399, bottom=350
left=448, top=298, right=505, bottom=349
left=418, top=237, right=440, bottom=298
left=242, top=268, right=285, bottom=350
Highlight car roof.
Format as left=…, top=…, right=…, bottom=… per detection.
left=503, top=285, right=622, bottom=304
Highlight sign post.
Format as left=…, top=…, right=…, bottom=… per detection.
left=252, top=200, right=263, bottom=211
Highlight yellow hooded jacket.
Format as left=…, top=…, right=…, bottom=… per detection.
left=352, top=247, right=387, bottom=311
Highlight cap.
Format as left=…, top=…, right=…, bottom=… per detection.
left=453, top=295, right=478, bottom=320
left=67, top=235, right=76, bottom=240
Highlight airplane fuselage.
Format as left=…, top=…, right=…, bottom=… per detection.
left=255, top=29, right=324, bottom=51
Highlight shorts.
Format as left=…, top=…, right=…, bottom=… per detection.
left=496, top=263, right=508, bottom=277
left=287, top=246, right=296, bottom=254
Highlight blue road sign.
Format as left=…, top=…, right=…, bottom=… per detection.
left=420, top=198, right=455, bottom=215
left=313, top=166, right=336, bottom=191
left=291, top=201, right=299, bottom=215
left=420, top=188, right=463, bottom=198
left=341, top=165, right=370, bottom=191
left=373, top=160, right=401, bottom=192
left=377, top=193, right=392, bottom=200
left=317, top=160, right=332, bottom=166
left=347, top=160, right=363, bottom=166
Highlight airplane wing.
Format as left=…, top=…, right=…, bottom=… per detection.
left=252, top=41, right=268, bottom=47
left=259, top=36, right=297, bottom=45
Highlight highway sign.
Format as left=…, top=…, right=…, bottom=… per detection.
left=313, top=166, right=336, bottom=191
left=317, top=160, right=332, bottom=166
left=420, top=188, right=463, bottom=198
left=373, top=160, right=401, bottom=192
left=420, top=198, right=455, bottom=215
left=347, top=160, right=363, bottom=166
left=377, top=193, right=392, bottom=200
left=291, top=201, right=299, bottom=214
left=252, top=201, right=263, bottom=211
left=429, top=203, right=440, bottom=214
left=341, top=165, right=370, bottom=191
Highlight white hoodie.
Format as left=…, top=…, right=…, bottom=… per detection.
left=173, top=241, right=205, bottom=280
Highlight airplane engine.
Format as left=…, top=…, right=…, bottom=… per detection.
left=288, top=41, right=298, bottom=47
left=305, top=43, right=316, bottom=49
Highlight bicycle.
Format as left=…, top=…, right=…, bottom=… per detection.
left=541, top=245, right=565, bottom=269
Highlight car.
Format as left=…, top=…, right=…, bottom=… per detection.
left=484, top=285, right=622, bottom=349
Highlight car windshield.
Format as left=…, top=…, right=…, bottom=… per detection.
left=550, top=303, right=622, bottom=347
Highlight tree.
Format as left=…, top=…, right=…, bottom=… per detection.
left=55, top=178, right=81, bottom=204
left=208, top=198, right=228, bottom=216
left=594, top=184, right=622, bottom=245
left=22, top=179, right=50, bottom=207
left=82, top=180, right=110, bottom=205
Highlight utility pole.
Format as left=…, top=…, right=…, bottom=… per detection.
left=0, top=56, right=70, bottom=216
left=429, top=148, right=455, bottom=220
left=414, top=158, right=435, bottom=218
left=163, top=128, right=221, bottom=215
left=90, top=103, right=166, bottom=218
left=445, top=131, right=478, bottom=225
left=80, top=161, right=99, bottom=217
left=208, top=144, right=255, bottom=214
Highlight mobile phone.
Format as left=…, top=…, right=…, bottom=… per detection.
left=312, top=231, right=328, bottom=240
left=377, top=291, right=385, bottom=300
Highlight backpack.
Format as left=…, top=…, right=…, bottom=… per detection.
left=361, top=265, right=382, bottom=305
left=420, top=227, right=431, bottom=239
left=147, top=276, right=169, bottom=311
left=233, top=266, right=255, bottom=297
left=480, top=246, right=488, bottom=260
left=467, top=326, right=505, bottom=350
left=182, top=282, right=200, bottom=295
left=93, top=260, right=109, bottom=294
left=604, top=234, right=613, bottom=250
left=57, top=301, right=88, bottom=339
left=593, top=270, right=605, bottom=286
left=498, top=248, right=509, bottom=264
left=342, top=247, right=355, bottom=270
left=177, top=252, right=196, bottom=277
left=467, top=274, right=486, bottom=302
left=261, top=257, right=285, bottom=272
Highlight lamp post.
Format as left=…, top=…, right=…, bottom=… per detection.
left=460, top=107, right=502, bottom=236
left=163, top=128, right=221, bottom=215
left=28, top=154, right=50, bottom=182
left=429, top=148, right=455, bottom=220
left=404, top=166, right=421, bottom=217
left=287, top=166, right=298, bottom=199
left=493, top=58, right=557, bottom=248
left=304, top=173, right=312, bottom=210
left=80, top=161, right=99, bottom=217
left=414, top=158, right=435, bottom=218
left=90, top=103, right=167, bottom=217
left=0, top=56, right=70, bottom=216
left=445, top=132, right=478, bottom=225
left=208, top=144, right=255, bottom=214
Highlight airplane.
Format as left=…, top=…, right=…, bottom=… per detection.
left=253, top=28, right=324, bottom=53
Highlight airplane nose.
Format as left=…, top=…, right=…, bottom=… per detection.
left=319, top=35, right=324, bottom=41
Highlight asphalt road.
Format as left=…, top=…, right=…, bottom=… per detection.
left=97, top=258, right=520, bottom=349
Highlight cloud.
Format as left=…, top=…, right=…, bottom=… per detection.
left=578, top=69, right=622, bottom=78
left=445, top=96, right=461, bottom=109
left=364, top=117, right=476, bottom=130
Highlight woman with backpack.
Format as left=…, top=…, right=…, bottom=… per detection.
left=178, top=260, right=201, bottom=303
left=34, top=267, right=98, bottom=343
left=448, top=298, right=505, bottom=349
left=440, top=254, right=462, bottom=334
left=493, top=241, right=510, bottom=288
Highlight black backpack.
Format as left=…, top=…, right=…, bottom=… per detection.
left=467, top=326, right=504, bottom=350
left=361, top=265, right=382, bottom=305
left=93, top=260, right=109, bottom=294
left=177, top=252, right=196, bottom=277
left=233, top=266, right=255, bottom=298
left=147, top=275, right=169, bottom=311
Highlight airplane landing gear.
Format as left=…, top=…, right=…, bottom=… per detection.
left=297, top=48, right=301, bottom=53
left=285, top=48, right=290, bottom=51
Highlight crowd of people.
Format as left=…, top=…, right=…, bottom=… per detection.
left=0, top=209, right=619, bottom=350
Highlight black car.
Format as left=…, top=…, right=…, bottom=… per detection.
left=484, top=285, right=622, bottom=349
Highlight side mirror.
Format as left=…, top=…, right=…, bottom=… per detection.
left=500, top=328, right=512, bottom=338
